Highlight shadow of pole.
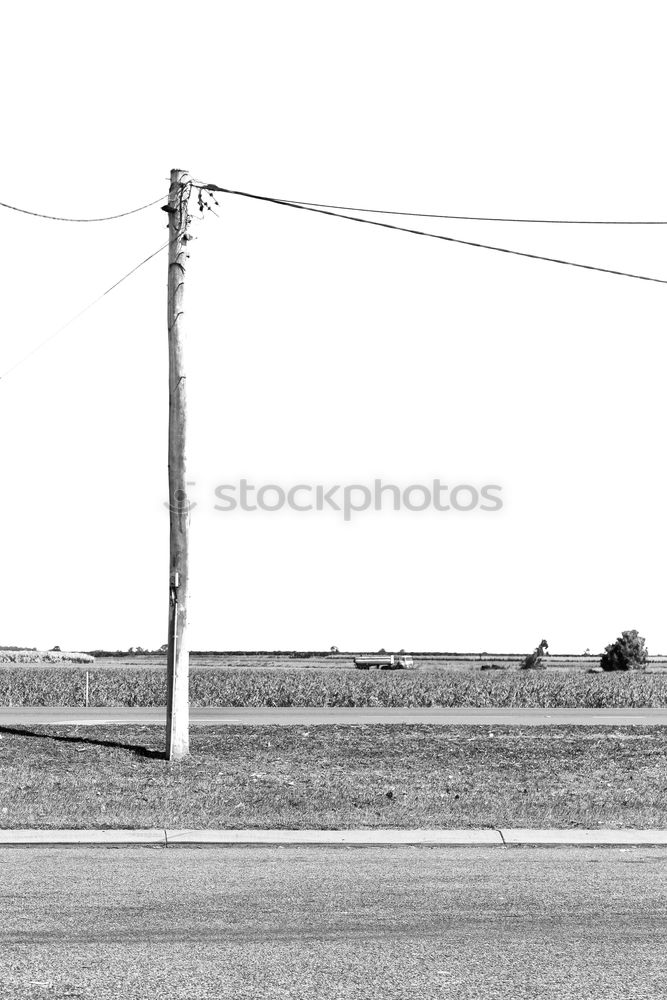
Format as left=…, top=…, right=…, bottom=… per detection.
left=0, top=725, right=167, bottom=760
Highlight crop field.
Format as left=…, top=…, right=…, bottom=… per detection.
left=0, top=650, right=94, bottom=665
left=2, top=665, right=667, bottom=708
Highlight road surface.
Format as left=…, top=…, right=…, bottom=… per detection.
left=1, top=846, right=666, bottom=999
left=1, top=706, right=666, bottom=726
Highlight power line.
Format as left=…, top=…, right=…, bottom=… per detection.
left=190, top=179, right=667, bottom=224
left=197, top=184, right=667, bottom=286
left=0, top=193, right=167, bottom=223
left=0, top=240, right=170, bottom=382
left=264, top=198, right=667, bottom=225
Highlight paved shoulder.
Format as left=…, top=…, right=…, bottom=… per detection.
left=1, top=706, right=667, bottom=725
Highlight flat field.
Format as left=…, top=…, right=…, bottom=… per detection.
left=91, top=653, right=667, bottom=671
left=0, top=724, right=665, bottom=829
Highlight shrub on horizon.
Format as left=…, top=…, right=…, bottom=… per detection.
left=600, top=630, right=648, bottom=672
left=521, top=639, right=549, bottom=670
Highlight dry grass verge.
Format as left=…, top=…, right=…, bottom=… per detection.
left=0, top=724, right=665, bottom=829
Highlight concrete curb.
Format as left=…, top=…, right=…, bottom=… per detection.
left=166, top=829, right=502, bottom=846
left=0, top=829, right=166, bottom=846
left=500, top=829, right=667, bottom=846
left=1, top=828, right=667, bottom=847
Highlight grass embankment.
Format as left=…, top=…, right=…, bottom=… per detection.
left=2, top=666, right=667, bottom=708
left=0, top=724, right=665, bottom=829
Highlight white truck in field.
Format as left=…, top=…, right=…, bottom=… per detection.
left=354, top=654, right=415, bottom=670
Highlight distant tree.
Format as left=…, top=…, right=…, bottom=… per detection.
left=330, top=645, right=339, bottom=653
left=600, top=630, right=648, bottom=672
left=51, top=645, right=61, bottom=652
left=522, top=639, right=549, bottom=670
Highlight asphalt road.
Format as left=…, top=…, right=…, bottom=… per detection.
left=1, top=847, right=666, bottom=999
left=1, top=706, right=667, bottom=726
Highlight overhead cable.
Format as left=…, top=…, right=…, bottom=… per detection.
left=0, top=241, right=170, bottom=382
left=270, top=198, right=667, bottom=225
left=196, top=184, right=667, bottom=286
left=0, top=193, right=167, bottom=223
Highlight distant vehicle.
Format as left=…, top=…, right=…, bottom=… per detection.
left=354, top=654, right=415, bottom=670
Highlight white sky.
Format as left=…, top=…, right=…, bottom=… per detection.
left=1, top=1, right=666, bottom=653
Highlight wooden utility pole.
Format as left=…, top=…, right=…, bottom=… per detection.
left=166, top=169, right=192, bottom=760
